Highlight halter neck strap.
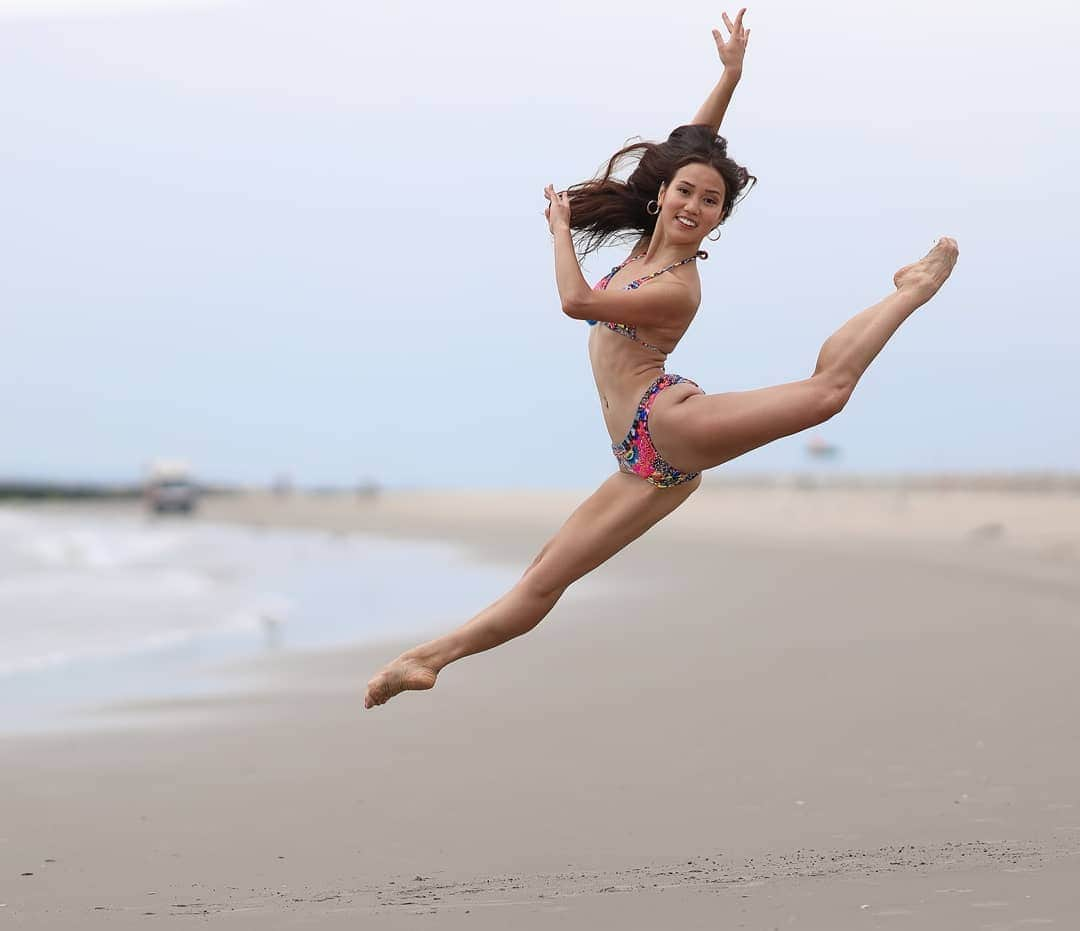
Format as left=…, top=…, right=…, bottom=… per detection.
left=626, top=250, right=707, bottom=287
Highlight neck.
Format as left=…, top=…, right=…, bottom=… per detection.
left=642, top=228, right=702, bottom=267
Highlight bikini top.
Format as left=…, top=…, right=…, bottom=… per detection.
left=587, top=250, right=707, bottom=355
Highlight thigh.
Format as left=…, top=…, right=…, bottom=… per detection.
left=524, top=470, right=701, bottom=597
left=649, top=376, right=840, bottom=473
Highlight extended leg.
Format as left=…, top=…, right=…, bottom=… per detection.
left=363, top=470, right=700, bottom=708
left=651, top=238, right=959, bottom=471
left=813, top=240, right=957, bottom=382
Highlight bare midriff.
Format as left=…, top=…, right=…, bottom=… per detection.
left=588, top=323, right=709, bottom=449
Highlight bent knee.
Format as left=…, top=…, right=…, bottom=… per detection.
left=520, top=542, right=549, bottom=579
left=519, top=547, right=569, bottom=600
left=519, top=566, right=568, bottom=602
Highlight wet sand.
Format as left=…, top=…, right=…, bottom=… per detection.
left=2, top=486, right=1079, bottom=928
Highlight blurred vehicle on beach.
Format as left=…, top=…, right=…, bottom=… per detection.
left=145, top=459, right=199, bottom=514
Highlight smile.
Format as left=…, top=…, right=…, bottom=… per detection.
left=675, top=216, right=698, bottom=229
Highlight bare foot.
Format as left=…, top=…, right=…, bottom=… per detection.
left=364, top=651, right=439, bottom=709
left=894, top=237, right=959, bottom=301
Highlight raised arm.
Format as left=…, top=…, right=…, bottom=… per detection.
left=691, top=9, right=750, bottom=133
left=544, top=186, right=696, bottom=327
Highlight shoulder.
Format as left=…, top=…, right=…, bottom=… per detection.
left=631, top=273, right=699, bottom=315
left=636, top=259, right=703, bottom=306
left=671, top=262, right=704, bottom=306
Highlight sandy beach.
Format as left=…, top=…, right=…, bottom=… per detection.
left=3, top=484, right=1079, bottom=928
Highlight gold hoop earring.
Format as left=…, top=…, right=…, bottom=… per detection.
left=708, top=227, right=722, bottom=242
left=646, top=200, right=660, bottom=216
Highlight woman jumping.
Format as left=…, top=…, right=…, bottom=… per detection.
left=364, top=10, right=958, bottom=709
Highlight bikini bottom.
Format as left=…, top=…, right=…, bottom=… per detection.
left=611, top=373, right=701, bottom=489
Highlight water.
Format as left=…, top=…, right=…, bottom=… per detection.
left=0, top=506, right=515, bottom=734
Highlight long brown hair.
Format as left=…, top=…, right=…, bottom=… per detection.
left=567, top=124, right=755, bottom=258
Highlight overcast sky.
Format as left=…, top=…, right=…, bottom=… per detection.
left=1, top=0, right=1077, bottom=488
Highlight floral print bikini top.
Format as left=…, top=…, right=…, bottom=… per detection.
left=587, top=250, right=707, bottom=355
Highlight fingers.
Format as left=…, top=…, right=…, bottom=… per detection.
left=721, top=9, right=747, bottom=34
left=544, top=184, right=569, bottom=206
left=543, top=186, right=570, bottom=231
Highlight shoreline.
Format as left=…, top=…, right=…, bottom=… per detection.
left=0, top=505, right=518, bottom=738
left=11, top=480, right=1080, bottom=564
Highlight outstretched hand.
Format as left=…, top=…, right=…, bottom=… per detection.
left=712, top=8, right=750, bottom=72
left=544, top=184, right=571, bottom=234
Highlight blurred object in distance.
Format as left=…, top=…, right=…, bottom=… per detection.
left=272, top=473, right=294, bottom=497
left=356, top=477, right=381, bottom=498
left=145, top=459, right=199, bottom=515
left=806, top=435, right=841, bottom=461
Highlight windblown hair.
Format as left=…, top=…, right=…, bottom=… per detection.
left=567, top=124, right=755, bottom=258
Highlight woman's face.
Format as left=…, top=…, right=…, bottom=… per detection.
left=657, top=163, right=727, bottom=245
